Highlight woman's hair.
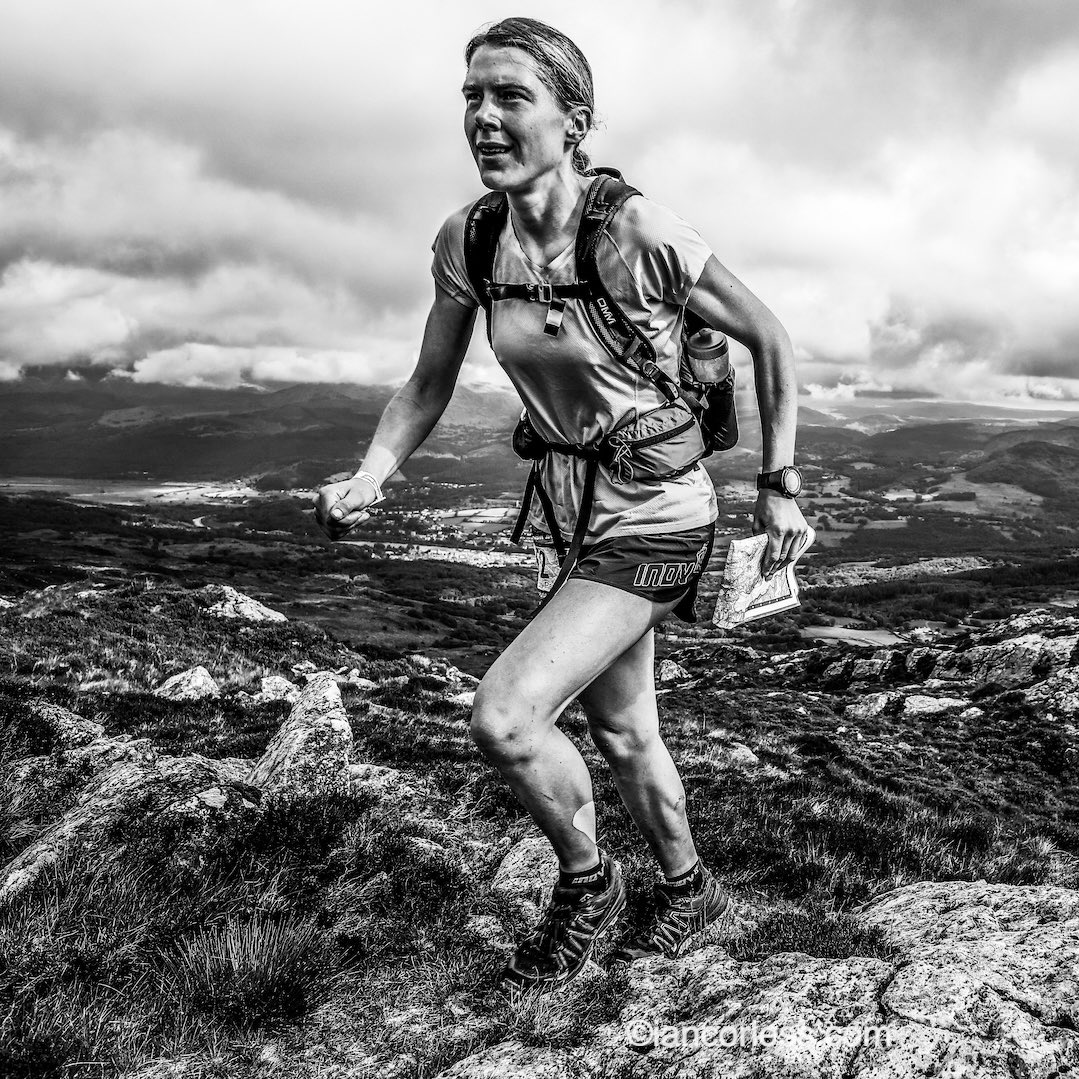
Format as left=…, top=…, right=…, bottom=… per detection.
left=464, top=17, right=596, bottom=174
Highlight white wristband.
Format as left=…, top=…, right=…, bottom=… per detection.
left=352, top=470, right=385, bottom=505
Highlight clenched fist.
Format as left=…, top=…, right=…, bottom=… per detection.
left=314, top=475, right=381, bottom=540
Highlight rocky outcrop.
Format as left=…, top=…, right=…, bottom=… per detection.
left=0, top=754, right=255, bottom=907
left=934, top=631, right=1078, bottom=688
left=197, top=583, right=287, bottom=623
left=245, top=673, right=353, bottom=798
left=436, top=876, right=1079, bottom=1079
left=0, top=674, right=362, bottom=905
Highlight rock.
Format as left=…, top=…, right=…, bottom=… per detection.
left=449, top=690, right=476, bottom=707
left=198, top=584, right=287, bottom=623
left=1027, top=667, right=1079, bottom=719
left=346, top=675, right=378, bottom=691
left=26, top=701, right=104, bottom=749
left=975, top=608, right=1079, bottom=645
left=153, top=666, right=220, bottom=702
left=3, top=735, right=159, bottom=834
left=245, top=673, right=352, bottom=798
left=856, top=880, right=1079, bottom=1075
left=725, top=742, right=760, bottom=767
left=845, top=691, right=899, bottom=719
left=0, top=596, right=14, bottom=610
left=348, top=762, right=421, bottom=804
left=408, top=653, right=433, bottom=669
left=440, top=880, right=1079, bottom=1079
left=290, top=660, right=318, bottom=676
left=159, top=783, right=262, bottom=875
left=658, top=660, right=690, bottom=683
left=491, top=834, right=558, bottom=908
left=255, top=675, right=300, bottom=704
left=901, top=694, right=970, bottom=717
left=0, top=754, right=253, bottom=907
left=935, top=631, right=1078, bottom=688
left=464, top=914, right=512, bottom=950
left=851, top=657, right=887, bottom=680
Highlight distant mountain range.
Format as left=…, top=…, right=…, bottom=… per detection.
left=2, top=375, right=1079, bottom=497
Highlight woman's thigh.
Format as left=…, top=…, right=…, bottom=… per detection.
left=474, top=578, right=680, bottom=734
left=575, top=627, right=659, bottom=744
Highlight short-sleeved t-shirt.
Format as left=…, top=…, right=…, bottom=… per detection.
left=431, top=191, right=719, bottom=543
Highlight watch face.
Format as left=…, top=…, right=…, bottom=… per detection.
left=782, top=467, right=802, bottom=496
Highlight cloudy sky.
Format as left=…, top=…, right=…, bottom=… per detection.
left=0, top=0, right=1076, bottom=404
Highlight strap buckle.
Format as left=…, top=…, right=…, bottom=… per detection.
left=527, top=282, right=553, bottom=304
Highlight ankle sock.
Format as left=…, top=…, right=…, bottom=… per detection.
left=663, top=858, right=705, bottom=896
left=558, top=852, right=607, bottom=893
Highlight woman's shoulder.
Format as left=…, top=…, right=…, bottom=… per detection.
left=431, top=198, right=487, bottom=308
left=604, top=191, right=708, bottom=253
left=434, top=199, right=482, bottom=244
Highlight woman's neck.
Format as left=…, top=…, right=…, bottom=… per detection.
left=506, top=166, right=592, bottom=267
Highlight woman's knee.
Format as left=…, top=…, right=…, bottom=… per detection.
left=586, top=714, right=659, bottom=766
left=469, top=674, right=549, bottom=764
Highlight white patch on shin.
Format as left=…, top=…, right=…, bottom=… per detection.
left=571, top=800, right=596, bottom=843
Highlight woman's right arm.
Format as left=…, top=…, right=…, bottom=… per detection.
left=314, top=285, right=477, bottom=539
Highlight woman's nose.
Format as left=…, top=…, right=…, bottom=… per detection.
left=474, top=96, right=499, bottom=130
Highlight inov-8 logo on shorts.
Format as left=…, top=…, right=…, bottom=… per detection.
left=632, top=543, right=708, bottom=589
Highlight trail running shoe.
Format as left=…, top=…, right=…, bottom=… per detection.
left=608, top=866, right=735, bottom=964
left=500, top=850, right=627, bottom=994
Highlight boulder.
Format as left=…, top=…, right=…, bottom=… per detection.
left=255, top=675, right=300, bottom=704
left=26, top=701, right=104, bottom=749
left=245, top=672, right=353, bottom=798
left=491, top=833, right=559, bottom=908
left=198, top=584, right=287, bottom=623
left=658, top=660, right=690, bottom=683
left=0, top=754, right=252, bottom=907
left=153, top=666, right=220, bottom=701
left=845, top=691, right=899, bottom=719
left=901, top=694, right=970, bottom=717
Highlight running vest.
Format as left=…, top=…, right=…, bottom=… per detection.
left=463, top=168, right=738, bottom=610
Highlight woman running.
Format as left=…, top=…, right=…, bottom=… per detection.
left=315, top=17, right=808, bottom=993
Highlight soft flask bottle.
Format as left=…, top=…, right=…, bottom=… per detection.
left=684, top=327, right=732, bottom=385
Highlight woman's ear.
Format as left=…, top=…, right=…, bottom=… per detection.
left=566, top=106, right=591, bottom=143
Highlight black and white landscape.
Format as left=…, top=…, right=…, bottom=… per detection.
left=3, top=0, right=1079, bottom=1075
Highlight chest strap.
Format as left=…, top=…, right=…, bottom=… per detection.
left=484, top=281, right=592, bottom=303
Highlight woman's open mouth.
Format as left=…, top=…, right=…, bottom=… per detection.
left=477, top=143, right=512, bottom=160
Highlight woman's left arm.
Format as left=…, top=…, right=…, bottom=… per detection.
left=685, top=254, right=810, bottom=577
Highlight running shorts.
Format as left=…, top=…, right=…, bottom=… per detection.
left=533, top=521, right=716, bottom=624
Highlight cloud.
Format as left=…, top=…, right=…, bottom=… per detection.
left=0, top=0, right=1075, bottom=400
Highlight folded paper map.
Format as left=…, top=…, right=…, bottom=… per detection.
left=711, top=526, right=816, bottom=629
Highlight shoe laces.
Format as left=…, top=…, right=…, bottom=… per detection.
left=525, top=887, right=599, bottom=955
left=632, top=886, right=700, bottom=953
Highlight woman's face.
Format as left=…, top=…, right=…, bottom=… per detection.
left=462, top=45, right=579, bottom=192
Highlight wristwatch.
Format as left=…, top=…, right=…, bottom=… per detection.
left=756, top=465, right=803, bottom=498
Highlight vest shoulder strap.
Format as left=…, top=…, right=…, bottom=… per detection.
left=461, top=169, right=680, bottom=402
left=463, top=191, right=508, bottom=343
